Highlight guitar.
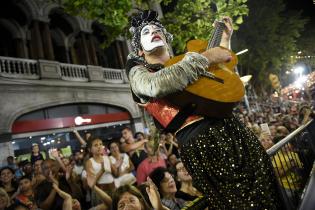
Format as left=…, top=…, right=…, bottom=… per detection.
left=164, top=20, right=245, bottom=118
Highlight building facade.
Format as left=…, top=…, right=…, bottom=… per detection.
left=0, top=0, right=145, bottom=155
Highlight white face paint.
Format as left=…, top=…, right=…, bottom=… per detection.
left=140, top=24, right=166, bottom=52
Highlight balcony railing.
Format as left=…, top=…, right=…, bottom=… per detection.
left=0, top=56, right=128, bottom=84
left=102, top=68, right=125, bottom=84
left=60, top=63, right=89, bottom=82
left=0, top=56, right=39, bottom=79
left=267, top=120, right=315, bottom=210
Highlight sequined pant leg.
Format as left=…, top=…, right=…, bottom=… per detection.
left=179, top=117, right=283, bottom=210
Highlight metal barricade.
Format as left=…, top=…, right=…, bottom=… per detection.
left=267, top=120, right=315, bottom=210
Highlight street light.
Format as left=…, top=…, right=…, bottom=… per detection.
left=293, top=66, right=304, bottom=75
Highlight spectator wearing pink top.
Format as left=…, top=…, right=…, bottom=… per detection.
left=136, top=140, right=166, bottom=185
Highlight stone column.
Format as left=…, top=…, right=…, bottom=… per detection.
left=14, top=38, right=26, bottom=58
left=87, top=34, right=98, bottom=66
left=30, top=20, right=44, bottom=59
left=115, top=41, right=125, bottom=68
left=80, top=33, right=90, bottom=65
left=41, top=23, right=55, bottom=60
left=0, top=142, right=14, bottom=167
left=70, top=46, right=79, bottom=64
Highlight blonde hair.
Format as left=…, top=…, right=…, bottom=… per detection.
left=0, top=187, right=10, bottom=207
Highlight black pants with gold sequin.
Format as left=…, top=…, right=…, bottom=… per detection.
left=176, top=117, right=284, bottom=210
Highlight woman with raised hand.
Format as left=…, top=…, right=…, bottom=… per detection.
left=85, top=137, right=115, bottom=206
left=149, top=167, right=186, bottom=210
left=109, top=141, right=136, bottom=188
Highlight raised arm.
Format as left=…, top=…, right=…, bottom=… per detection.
left=87, top=173, right=112, bottom=208
left=73, top=128, right=87, bottom=146
left=121, top=139, right=148, bottom=153
left=52, top=183, right=73, bottom=210
left=50, top=149, right=67, bottom=173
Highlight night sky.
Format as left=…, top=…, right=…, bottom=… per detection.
left=285, top=0, right=315, bottom=23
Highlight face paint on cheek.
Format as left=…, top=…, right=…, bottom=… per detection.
left=141, top=39, right=165, bottom=52
left=140, top=25, right=166, bottom=52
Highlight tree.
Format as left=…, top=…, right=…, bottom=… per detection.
left=161, top=0, right=248, bottom=54
left=60, top=0, right=136, bottom=46
left=232, top=0, right=307, bottom=92
left=59, top=0, right=248, bottom=50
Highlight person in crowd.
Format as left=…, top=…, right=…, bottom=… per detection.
left=273, top=144, right=303, bottom=196
left=6, top=157, right=17, bottom=171
left=0, top=167, right=18, bottom=199
left=259, top=133, right=274, bottom=151
left=175, top=161, right=202, bottom=201
left=0, top=187, right=11, bottom=210
left=157, top=134, right=169, bottom=160
left=136, top=140, right=166, bottom=185
left=30, top=144, right=44, bottom=166
left=50, top=149, right=84, bottom=203
left=111, top=183, right=168, bottom=210
left=85, top=137, right=115, bottom=206
left=120, top=127, right=147, bottom=170
left=34, top=159, right=72, bottom=210
left=134, top=132, right=146, bottom=141
left=31, top=160, right=45, bottom=189
left=269, top=125, right=277, bottom=139
left=126, top=10, right=283, bottom=209
left=109, top=142, right=136, bottom=188
left=72, top=151, right=84, bottom=176
left=166, top=154, right=178, bottom=176
left=276, top=125, right=290, bottom=139
left=164, top=133, right=179, bottom=158
left=20, top=161, right=32, bottom=178
left=149, top=167, right=186, bottom=210
left=251, top=123, right=261, bottom=137
left=15, top=176, right=36, bottom=210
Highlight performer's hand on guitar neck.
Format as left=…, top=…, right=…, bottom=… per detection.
left=221, top=16, right=233, bottom=42
left=201, top=47, right=232, bottom=65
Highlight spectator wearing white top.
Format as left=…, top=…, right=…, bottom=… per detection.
left=109, top=142, right=136, bottom=188
left=85, top=137, right=115, bottom=195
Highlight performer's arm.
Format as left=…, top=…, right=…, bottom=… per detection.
left=220, top=17, right=233, bottom=49
left=129, top=52, right=209, bottom=99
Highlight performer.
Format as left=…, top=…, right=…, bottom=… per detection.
left=126, top=10, right=284, bottom=209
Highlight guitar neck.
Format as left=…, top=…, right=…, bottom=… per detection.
left=207, top=21, right=225, bottom=49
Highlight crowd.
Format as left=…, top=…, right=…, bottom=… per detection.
left=0, top=127, right=208, bottom=210
left=0, top=97, right=313, bottom=210
left=236, top=98, right=313, bottom=140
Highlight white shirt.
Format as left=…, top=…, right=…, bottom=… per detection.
left=89, top=156, right=114, bottom=184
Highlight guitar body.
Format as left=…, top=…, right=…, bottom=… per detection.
left=164, top=40, right=245, bottom=118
